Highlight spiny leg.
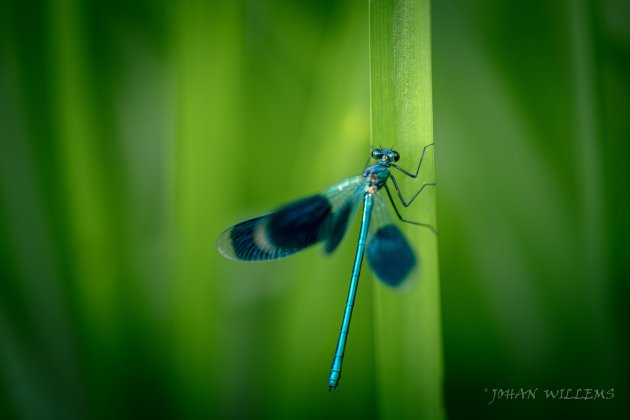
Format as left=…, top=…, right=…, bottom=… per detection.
left=389, top=173, right=436, bottom=208
left=384, top=184, right=437, bottom=235
left=390, top=142, right=434, bottom=178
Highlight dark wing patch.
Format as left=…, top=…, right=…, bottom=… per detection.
left=267, top=195, right=332, bottom=248
left=229, top=217, right=259, bottom=260
left=217, top=194, right=332, bottom=261
left=217, top=215, right=303, bottom=261
left=324, top=202, right=353, bottom=254
left=367, top=224, right=416, bottom=287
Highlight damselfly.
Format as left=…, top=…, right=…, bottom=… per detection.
left=217, top=144, right=435, bottom=391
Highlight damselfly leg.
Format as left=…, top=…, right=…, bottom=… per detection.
left=383, top=143, right=437, bottom=233
left=389, top=142, right=434, bottom=178
left=383, top=185, right=437, bottom=235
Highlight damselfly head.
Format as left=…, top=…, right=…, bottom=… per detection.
left=370, top=148, right=400, bottom=162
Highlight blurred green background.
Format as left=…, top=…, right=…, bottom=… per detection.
left=0, top=0, right=628, bottom=419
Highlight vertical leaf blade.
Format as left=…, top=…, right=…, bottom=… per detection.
left=370, top=0, right=444, bottom=418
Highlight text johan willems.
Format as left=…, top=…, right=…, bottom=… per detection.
left=486, top=388, right=615, bottom=405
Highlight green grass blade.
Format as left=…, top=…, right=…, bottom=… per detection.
left=170, top=1, right=243, bottom=415
left=370, top=0, right=444, bottom=418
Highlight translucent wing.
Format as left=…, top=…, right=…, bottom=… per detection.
left=366, top=192, right=417, bottom=287
left=322, top=177, right=365, bottom=254
left=217, top=176, right=365, bottom=261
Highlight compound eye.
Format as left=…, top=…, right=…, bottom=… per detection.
left=371, top=150, right=381, bottom=159
left=392, top=151, right=400, bottom=162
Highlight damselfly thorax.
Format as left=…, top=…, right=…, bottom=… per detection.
left=363, top=164, right=390, bottom=194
